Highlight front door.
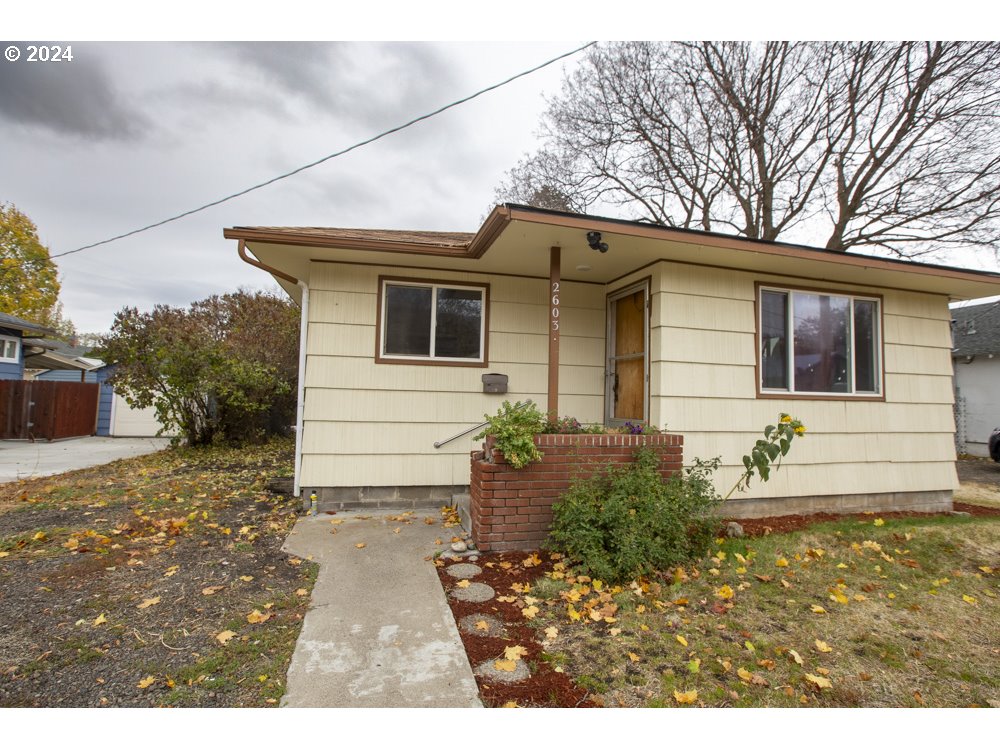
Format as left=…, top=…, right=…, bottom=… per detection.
left=606, top=281, right=649, bottom=425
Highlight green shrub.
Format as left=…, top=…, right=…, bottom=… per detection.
left=474, top=401, right=546, bottom=469
left=546, top=449, right=721, bottom=583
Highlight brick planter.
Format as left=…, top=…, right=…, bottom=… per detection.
left=470, top=432, right=684, bottom=552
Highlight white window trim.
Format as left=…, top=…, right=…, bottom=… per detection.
left=379, top=279, right=487, bottom=364
left=0, top=334, right=20, bottom=364
left=759, top=285, right=882, bottom=397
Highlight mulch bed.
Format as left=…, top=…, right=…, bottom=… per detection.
left=440, top=501, right=1000, bottom=707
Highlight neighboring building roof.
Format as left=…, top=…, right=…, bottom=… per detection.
left=952, top=301, right=1000, bottom=357
left=0, top=312, right=57, bottom=337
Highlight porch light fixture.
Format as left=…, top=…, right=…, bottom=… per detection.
left=586, top=231, right=609, bottom=253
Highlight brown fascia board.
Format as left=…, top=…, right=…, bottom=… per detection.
left=223, top=227, right=474, bottom=257
left=502, top=204, right=1000, bottom=288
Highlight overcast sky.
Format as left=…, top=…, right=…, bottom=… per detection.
left=4, top=6, right=997, bottom=333
left=1, top=40, right=584, bottom=332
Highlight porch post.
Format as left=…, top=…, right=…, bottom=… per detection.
left=548, top=246, right=561, bottom=418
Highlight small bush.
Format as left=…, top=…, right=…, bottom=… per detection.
left=474, top=401, right=546, bottom=469
left=546, top=449, right=721, bottom=583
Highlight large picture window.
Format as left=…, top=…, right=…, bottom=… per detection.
left=377, top=278, right=488, bottom=365
left=759, top=286, right=881, bottom=397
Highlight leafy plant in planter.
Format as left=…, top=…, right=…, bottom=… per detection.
left=547, top=448, right=722, bottom=584
left=474, top=400, right=546, bottom=469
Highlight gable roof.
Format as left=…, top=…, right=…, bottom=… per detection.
left=225, top=204, right=1000, bottom=304
left=951, top=301, right=1000, bottom=357
left=0, top=312, right=56, bottom=337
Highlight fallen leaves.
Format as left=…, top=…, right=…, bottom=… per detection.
left=354, top=543, right=366, bottom=549
left=676, top=634, right=688, bottom=647
left=137, top=597, right=161, bottom=610
left=715, top=584, right=735, bottom=600
left=137, top=676, right=156, bottom=689
left=456, top=580, right=471, bottom=589
left=93, top=613, right=107, bottom=627
left=246, top=609, right=271, bottom=624
left=216, top=630, right=236, bottom=645
left=804, top=673, right=832, bottom=690
left=201, top=585, right=224, bottom=596
left=673, top=689, right=698, bottom=704
left=521, top=605, right=539, bottom=620
left=814, top=640, right=833, bottom=653
left=475, top=620, right=490, bottom=632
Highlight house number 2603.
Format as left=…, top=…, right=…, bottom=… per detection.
left=551, top=281, right=560, bottom=331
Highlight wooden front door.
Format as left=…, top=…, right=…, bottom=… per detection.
left=606, top=282, right=648, bottom=424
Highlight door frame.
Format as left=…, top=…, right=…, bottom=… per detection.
left=605, top=278, right=650, bottom=426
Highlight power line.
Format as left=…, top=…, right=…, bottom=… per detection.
left=52, top=41, right=596, bottom=260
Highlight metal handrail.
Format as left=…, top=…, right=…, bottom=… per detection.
left=433, top=400, right=532, bottom=449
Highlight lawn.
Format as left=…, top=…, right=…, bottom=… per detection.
left=0, top=437, right=316, bottom=707
left=505, top=511, right=999, bottom=707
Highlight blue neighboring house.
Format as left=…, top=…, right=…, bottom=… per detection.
left=0, top=311, right=57, bottom=380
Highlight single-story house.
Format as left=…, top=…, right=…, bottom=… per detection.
left=951, top=301, right=1000, bottom=458
left=0, top=312, right=56, bottom=380
left=224, top=204, right=1000, bottom=518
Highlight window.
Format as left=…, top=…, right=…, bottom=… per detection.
left=377, top=278, right=488, bottom=365
left=0, top=335, right=19, bottom=364
left=759, top=286, right=881, bottom=396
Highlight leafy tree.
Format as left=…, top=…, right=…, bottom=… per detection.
left=99, top=289, right=299, bottom=445
left=0, top=202, right=63, bottom=325
left=497, top=42, right=1000, bottom=257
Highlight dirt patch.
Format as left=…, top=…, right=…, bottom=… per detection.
left=955, top=458, right=1000, bottom=507
left=0, top=440, right=316, bottom=707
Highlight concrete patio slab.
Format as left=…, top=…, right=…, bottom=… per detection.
left=0, top=437, right=171, bottom=483
left=281, top=511, right=481, bottom=708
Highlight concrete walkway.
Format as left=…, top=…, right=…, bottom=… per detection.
left=0, top=437, right=171, bottom=483
left=281, top=511, right=481, bottom=708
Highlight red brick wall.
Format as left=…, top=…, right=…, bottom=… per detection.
left=470, top=433, right=684, bottom=552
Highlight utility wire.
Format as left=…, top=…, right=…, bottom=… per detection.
left=52, top=41, right=596, bottom=260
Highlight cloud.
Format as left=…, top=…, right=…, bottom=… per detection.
left=0, top=42, right=148, bottom=140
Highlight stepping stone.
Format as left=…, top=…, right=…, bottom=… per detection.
left=446, top=563, right=483, bottom=579
left=474, top=658, right=531, bottom=683
left=449, top=582, right=495, bottom=603
left=458, top=614, right=506, bottom=638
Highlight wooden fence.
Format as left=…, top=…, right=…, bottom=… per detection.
left=0, top=380, right=99, bottom=440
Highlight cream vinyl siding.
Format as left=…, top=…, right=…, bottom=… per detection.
left=652, top=261, right=958, bottom=501
left=300, top=262, right=605, bottom=488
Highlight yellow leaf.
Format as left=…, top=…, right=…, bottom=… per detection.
left=246, top=609, right=271, bottom=624
left=258, top=675, right=268, bottom=682
left=829, top=589, right=849, bottom=605
left=716, top=584, right=735, bottom=600
left=816, top=667, right=831, bottom=676
left=521, top=605, right=539, bottom=620
left=628, top=652, right=640, bottom=663
left=780, top=579, right=792, bottom=589
left=0, top=551, right=9, bottom=558
left=93, top=613, right=107, bottom=627
left=456, top=580, right=471, bottom=589
left=33, top=531, right=48, bottom=542
left=502, top=700, right=519, bottom=708
left=873, top=518, right=885, bottom=526
left=609, top=627, right=622, bottom=637
left=497, top=595, right=517, bottom=603
left=805, top=673, right=832, bottom=689
left=962, top=595, right=977, bottom=605
left=775, top=557, right=789, bottom=567
left=815, top=640, right=833, bottom=653
left=216, top=630, right=236, bottom=645
left=673, top=689, right=698, bottom=705
left=979, top=566, right=993, bottom=574
left=744, top=640, right=756, bottom=653
left=474, top=620, right=490, bottom=632
left=288, top=558, right=303, bottom=566
left=544, top=626, right=558, bottom=640
left=504, top=645, right=528, bottom=661
left=522, top=553, right=542, bottom=568
left=201, top=585, right=224, bottom=596
left=355, top=543, right=366, bottom=549
left=737, top=667, right=753, bottom=682
left=567, top=605, right=581, bottom=621
left=163, top=565, right=180, bottom=577
left=137, top=597, right=161, bottom=609
left=295, top=588, right=308, bottom=596
left=137, top=676, right=156, bottom=689
left=493, top=659, right=517, bottom=672
left=676, top=635, right=688, bottom=647
left=810, top=605, right=826, bottom=614
left=240, top=575, right=254, bottom=582
left=63, top=538, right=79, bottom=550
left=788, top=649, right=804, bottom=666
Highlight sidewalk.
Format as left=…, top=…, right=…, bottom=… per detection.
left=281, top=511, right=481, bottom=708
left=0, top=437, right=171, bottom=483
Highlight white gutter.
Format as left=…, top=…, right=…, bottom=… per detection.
left=293, top=280, right=309, bottom=498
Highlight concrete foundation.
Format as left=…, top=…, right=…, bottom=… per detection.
left=307, top=485, right=469, bottom=513
left=722, top=489, right=953, bottom=519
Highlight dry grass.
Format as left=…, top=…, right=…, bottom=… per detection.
left=531, top=514, right=1000, bottom=708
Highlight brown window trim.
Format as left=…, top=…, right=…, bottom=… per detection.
left=375, top=275, right=490, bottom=368
left=754, top=281, right=886, bottom=402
